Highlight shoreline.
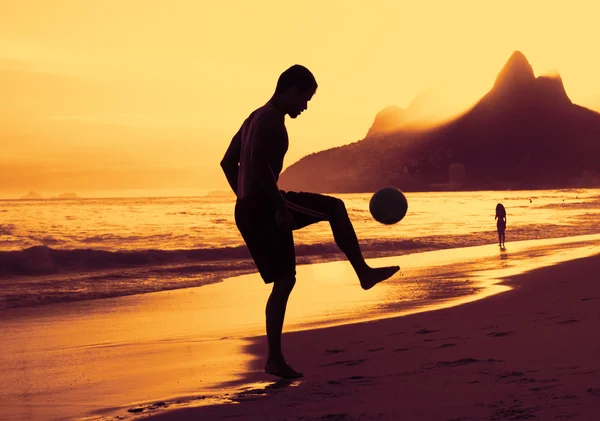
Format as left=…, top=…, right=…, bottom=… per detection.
left=146, top=251, right=600, bottom=421
left=101, top=235, right=600, bottom=420
left=5, top=226, right=600, bottom=311
left=2, top=235, right=600, bottom=421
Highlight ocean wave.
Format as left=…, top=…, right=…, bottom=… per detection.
left=0, top=268, right=242, bottom=310
left=0, top=224, right=15, bottom=235
left=3, top=225, right=600, bottom=310
left=0, top=239, right=434, bottom=277
left=0, top=245, right=245, bottom=276
left=538, top=201, right=600, bottom=209
left=3, top=221, right=600, bottom=278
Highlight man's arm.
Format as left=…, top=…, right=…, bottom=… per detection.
left=220, top=128, right=242, bottom=195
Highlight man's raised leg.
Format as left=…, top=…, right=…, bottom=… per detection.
left=264, top=275, right=303, bottom=379
left=329, top=199, right=399, bottom=290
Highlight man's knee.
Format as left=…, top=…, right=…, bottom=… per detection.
left=273, top=274, right=296, bottom=294
left=332, top=197, right=347, bottom=218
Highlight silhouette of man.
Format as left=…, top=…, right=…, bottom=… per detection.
left=220, top=65, right=399, bottom=379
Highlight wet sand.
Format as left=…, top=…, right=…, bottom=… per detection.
left=2, top=235, right=600, bottom=421
left=149, top=248, right=600, bottom=421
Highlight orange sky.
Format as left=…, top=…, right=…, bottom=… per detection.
left=1, top=0, right=600, bottom=197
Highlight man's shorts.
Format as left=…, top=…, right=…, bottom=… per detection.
left=235, top=191, right=341, bottom=284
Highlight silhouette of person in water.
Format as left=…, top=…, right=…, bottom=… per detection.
left=220, top=65, right=399, bottom=379
left=495, top=203, right=507, bottom=248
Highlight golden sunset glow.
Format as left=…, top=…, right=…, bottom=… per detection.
left=2, top=0, right=600, bottom=196
left=5, top=4, right=600, bottom=419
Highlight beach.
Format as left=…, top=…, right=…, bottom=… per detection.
left=147, top=249, right=600, bottom=421
left=2, top=234, right=600, bottom=421
left=5, top=4, right=600, bottom=420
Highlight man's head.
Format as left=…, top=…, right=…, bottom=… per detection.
left=274, top=65, right=317, bottom=118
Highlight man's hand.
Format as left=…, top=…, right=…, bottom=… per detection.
left=275, top=206, right=296, bottom=231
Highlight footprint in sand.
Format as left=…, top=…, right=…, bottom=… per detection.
left=395, top=370, right=420, bottom=377
left=386, top=331, right=407, bottom=336
left=348, top=375, right=375, bottom=384
left=324, top=348, right=346, bottom=355
left=490, top=405, right=539, bottom=420
left=307, top=413, right=353, bottom=421
left=497, top=371, right=525, bottom=381
left=319, top=359, right=366, bottom=368
left=538, top=378, right=560, bottom=383
left=529, top=378, right=560, bottom=392
left=486, top=331, right=517, bottom=337
left=422, top=358, right=502, bottom=370
left=415, top=328, right=440, bottom=334
left=327, top=376, right=374, bottom=386
left=588, top=388, right=600, bottom=397
left=554, top=319, right=580, bottom=325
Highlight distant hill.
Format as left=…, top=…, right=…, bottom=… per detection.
left=280, top=51, right=600, bottom=192
left=20, top=191, right=43, bottom=199
left=19, top=191, right=81, bottom=199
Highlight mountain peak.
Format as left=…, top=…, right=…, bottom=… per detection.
left=366, top=105, right=404, bottom=137
left=535, top=73, right=571, bottom=104
left=493, top=50, right=535, bottom=90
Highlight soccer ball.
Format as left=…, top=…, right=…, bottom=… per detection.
left=369, top=187, right=408, bottom=225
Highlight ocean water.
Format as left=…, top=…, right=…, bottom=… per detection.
left=1, top=189, right=600, bottom=309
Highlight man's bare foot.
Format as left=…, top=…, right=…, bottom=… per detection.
left=265, top=359, right=303, bottom=379
left=359, top=265, right=400, bottom=290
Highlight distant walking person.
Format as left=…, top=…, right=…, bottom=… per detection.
left=495, top=203, right=507, bottom=248
left=220, top=65, right=399, bottom=379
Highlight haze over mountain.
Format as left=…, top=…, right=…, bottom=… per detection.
left=280, top=51, right=600, bottom=193
left=365, top=85, right=476, bottom=137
